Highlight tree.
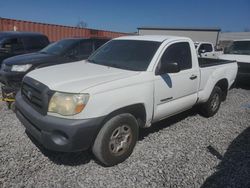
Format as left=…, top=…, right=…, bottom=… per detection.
left=76, top=20, right=88, bottom=28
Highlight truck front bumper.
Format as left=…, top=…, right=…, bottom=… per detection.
left=15, top=92, right=104, bottom=152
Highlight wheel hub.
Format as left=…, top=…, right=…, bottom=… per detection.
left=109, top=125, right=132, bottom=156
left=211, top=93, right=220, bottom=112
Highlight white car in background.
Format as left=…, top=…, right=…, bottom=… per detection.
left=195, top=42, right=223, bottom=58
left=219, top=39, right=250, bottom=79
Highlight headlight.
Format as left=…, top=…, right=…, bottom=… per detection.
left=11, top=64, right=32, bottom=72
left=48, top=92, right=89, bottom=116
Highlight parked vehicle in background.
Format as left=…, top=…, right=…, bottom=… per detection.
left=0, top=37, right=109, bottom=109
left=195, top=42, right=223, bottom=58
left=219, top=39, right=250, bottom=80
left=0, top=32, right=49, bottom=68
left=15, top=35, right=237, bottom=166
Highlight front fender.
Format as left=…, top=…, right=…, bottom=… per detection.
left=75, top=78, right=154, bottom=125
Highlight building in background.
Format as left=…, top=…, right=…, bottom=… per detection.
left=0, top=17, right=128, bottom=41
left=138, top=27, right=221, bottom=46
left=218, top=32, right=250, bottom=49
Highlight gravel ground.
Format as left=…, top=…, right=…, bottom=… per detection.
left=0, top=86, right=250, bottom=188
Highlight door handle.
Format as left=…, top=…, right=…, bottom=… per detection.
left=190, top=75, right=197, bottom=80
left=160, top=97, right=173, bottom=102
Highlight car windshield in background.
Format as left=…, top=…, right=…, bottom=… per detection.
left=88, top=40, right=161, bottom=71
left=225, top=41, right=250, bottom=55
left=40, top=39, right=77, bottom=55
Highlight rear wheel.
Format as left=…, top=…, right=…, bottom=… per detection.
left=92, top=113, right=138, bottom=166
left=200, top=86, right=222, bottom=117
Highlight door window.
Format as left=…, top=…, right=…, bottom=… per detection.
left=22, top=36, right=49, bottom=50
left=2, top=38, right=24, bottom=53
left=66, top=41, right=93, bottom=60
left=77, top=41, right=93, bottom=58
left=159, top=42, right=192, bottom=73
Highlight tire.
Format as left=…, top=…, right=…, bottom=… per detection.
left=92, top=113, right=138, bottom=166
left=200, top=86, right=222, bottom=117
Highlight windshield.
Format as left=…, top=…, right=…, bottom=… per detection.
left=225, top=41, right=250, bottom=55
left=40, top=39, right=78, bottom=55
left=88, top=40, right=161, bottom=71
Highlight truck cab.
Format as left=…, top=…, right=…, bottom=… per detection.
left=195, top=41, right=222, bottom=58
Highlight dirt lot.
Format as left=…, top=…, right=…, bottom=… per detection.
left=0, top=85, right=250, bottom=188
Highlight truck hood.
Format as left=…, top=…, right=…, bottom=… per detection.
left=219, top=54, right=250, bottom=63
left=26, top=60, right=140, bottom=93
left=3, top=52, right=58, bottom=65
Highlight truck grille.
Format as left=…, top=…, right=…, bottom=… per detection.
left=238, top=62, right=250, bottom=74
left=21, top=77, right=52, bottom=115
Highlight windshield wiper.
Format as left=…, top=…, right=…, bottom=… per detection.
left=104, top=63, right=123, bottom=69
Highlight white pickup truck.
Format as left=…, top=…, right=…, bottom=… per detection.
left=15, top=35, right=237, bottom=166
left=195, top=42, right=223, bottom=58
left=219, top=39, right=250, bottom=79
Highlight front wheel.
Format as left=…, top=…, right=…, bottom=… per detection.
left=200, top=86, right=222, bottom=117
left=92, top=113, right=138, bottom=166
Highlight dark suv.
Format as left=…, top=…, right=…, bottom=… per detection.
left=0, top=32, right=49, bottom=67
left=0, top=37, right=109, bottom=108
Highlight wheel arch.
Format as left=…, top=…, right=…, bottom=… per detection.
left=215, top=78, right=229, bottom=101
left=101, top=103, right=147, bottom=128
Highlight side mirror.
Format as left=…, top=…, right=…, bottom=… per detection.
left=157, top=62, right=180, bottom=75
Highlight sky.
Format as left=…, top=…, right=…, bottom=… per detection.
left=0, top=0, right=249, bottom=33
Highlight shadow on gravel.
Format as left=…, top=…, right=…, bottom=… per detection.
left=26, top=131, right=92, bottom=166
left=139, top=108, right=197, bottom=141
left=201, top=127, right=250, bottom=188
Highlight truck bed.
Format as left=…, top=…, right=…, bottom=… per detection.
left=198, top=57, right=238, bottom=103
left=198, top=58, right=235, bottom=68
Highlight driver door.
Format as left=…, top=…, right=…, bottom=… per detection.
left=153, top=42, right=199, bottom=122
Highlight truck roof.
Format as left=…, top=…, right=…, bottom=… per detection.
left=0, top=31, right=46, bottom=37
left=115, top=35, right=189, bottom=42
left=194, top=41, right=213, bottom=45
left=232, top=39, right=250, bottom=42
left=62, top=37, right=110, bottom=41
